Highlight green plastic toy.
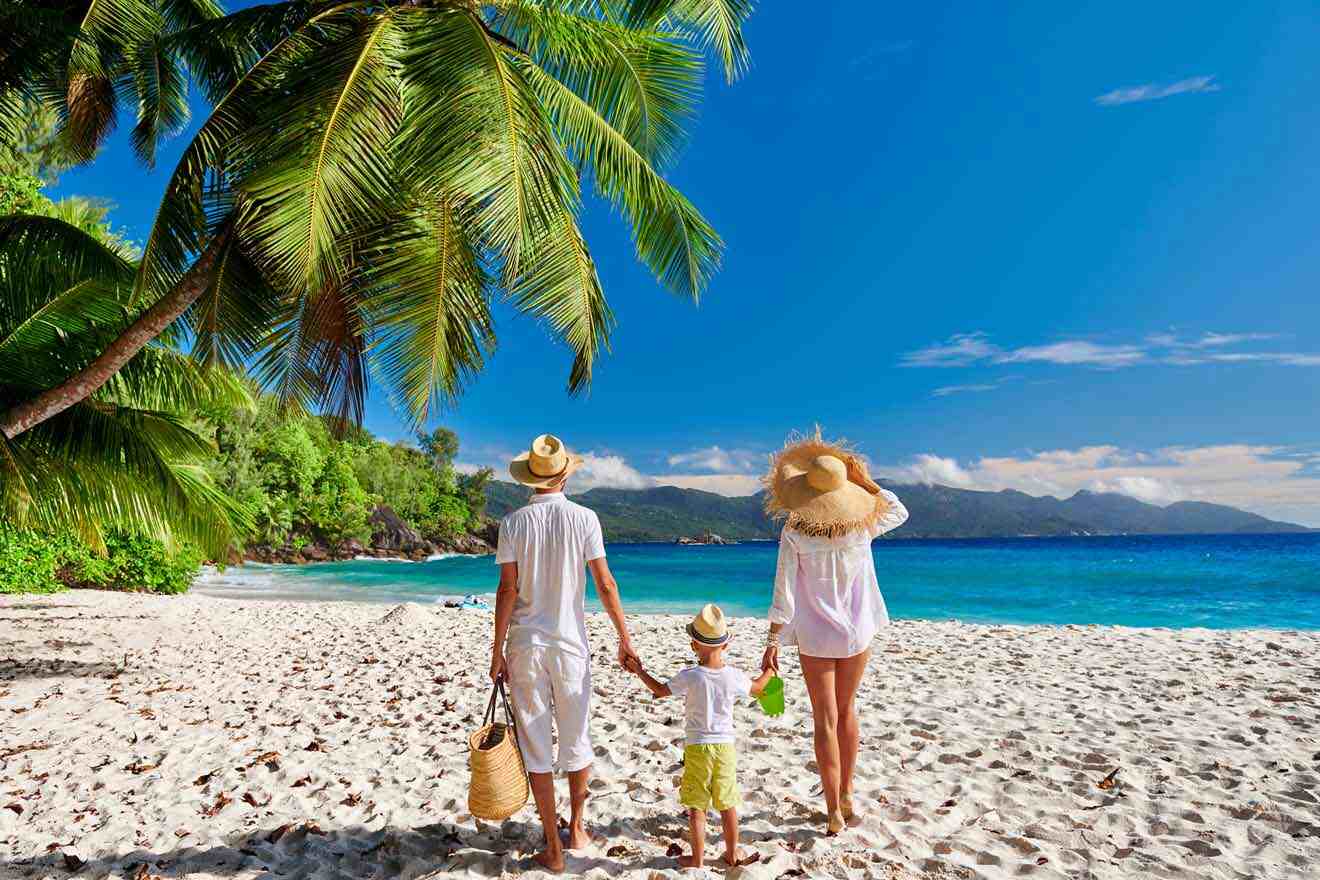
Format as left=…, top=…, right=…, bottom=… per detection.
left=757, top=675, right=785, bottom=717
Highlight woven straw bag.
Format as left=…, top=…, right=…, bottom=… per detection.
left=468, top=680, right=529, bottom=821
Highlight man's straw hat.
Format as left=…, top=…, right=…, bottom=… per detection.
left=687, top=603, right=729, bottom=646
left=509, top=434, right=584, bottom=488
left=763, top=428, right=891, bottom=538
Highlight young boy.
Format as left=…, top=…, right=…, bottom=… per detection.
left=626, top=604, right=774, bottom=869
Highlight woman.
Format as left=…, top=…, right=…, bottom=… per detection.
left=760, top=431, right=909, bottom=835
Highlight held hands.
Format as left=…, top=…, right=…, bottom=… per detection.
left=622, top=653, right=644, bottom=676
left=761, top=644, right=780, bottom=674
left=618, top=639, right=641, bottom=673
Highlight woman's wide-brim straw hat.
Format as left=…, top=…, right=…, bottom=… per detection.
left=763, top=428, right=891, bottom=538
left=509, top=433, right=584, bottom=488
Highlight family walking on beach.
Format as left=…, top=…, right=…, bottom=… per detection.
left=488, top=431, right=909, bottom=873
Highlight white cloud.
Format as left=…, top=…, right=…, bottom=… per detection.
left=932, top=382, right=1002, bottom=397
left=1094, top=75, right=1220, bottom=107
left=900, top=332, right=1000, bottom=368
left=997, top=340, right=1145, bottom=367
left=876, top=444, right=1320, bottom=526
left=571, top=453, right=655, bottom=491
left=666, top=445, right=764, bottom=475
left=892, top=454, right=976, bottom=488
left=904, top=330, right=1320, bottom=379
left=651, top=474, right=763, bottom=496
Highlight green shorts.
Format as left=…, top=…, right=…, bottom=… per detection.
left=679, top=743, right=741, bottom=812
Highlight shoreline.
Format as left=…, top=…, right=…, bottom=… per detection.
left=3, top=590, right=1317, bottom=880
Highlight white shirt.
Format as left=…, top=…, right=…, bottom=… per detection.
left=667, top=665, right=754, bottom=745
left=496, top=493, right=606, bottom=659
left=768, top=489, right=909, bottom=658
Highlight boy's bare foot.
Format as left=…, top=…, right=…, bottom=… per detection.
left=677, top=853, right=703, bottom=869
left=722, top=849, right=761, bottom=867
left=533, top=848, right=565, bottom=873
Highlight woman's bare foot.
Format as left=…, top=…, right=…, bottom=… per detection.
left=678, top=853, right=703, bottom=869
left=826, top=809, right=846, bottom=836
left=533, top=848, right=565, bottom=873
left=840, top=791, right=856, bottom=823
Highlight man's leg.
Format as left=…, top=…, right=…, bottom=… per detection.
left=566, top=765, right=591, bottom=849
left=506, top=649, right=563, bottom=871
left=552, top=649, right=594, bottom=850
left=528, top=772, right=564, bottom=872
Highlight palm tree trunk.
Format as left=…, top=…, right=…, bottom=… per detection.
left=0, top=228, right=230, bottom=440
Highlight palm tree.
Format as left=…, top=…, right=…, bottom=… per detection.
left=0, top=210, right=250, bottom=556
left=0, top=0, right=753, bottom=438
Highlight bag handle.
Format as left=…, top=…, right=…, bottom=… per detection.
left=483, top=678, right=517, bottom=731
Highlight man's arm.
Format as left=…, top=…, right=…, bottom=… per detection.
left=588, top=556, right=636, bottom=668
left=490, top=561, right=518, bottom=682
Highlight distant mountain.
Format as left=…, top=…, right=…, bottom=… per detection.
left=484, top=481, right=1310, bottom=542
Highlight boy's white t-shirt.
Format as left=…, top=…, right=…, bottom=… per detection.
left=667, top=665, right=753, bottom=745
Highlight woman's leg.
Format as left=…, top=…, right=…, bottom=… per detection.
left=799, top=654, right=843, bottom=828
left=833, top=649, right=871, bottom=819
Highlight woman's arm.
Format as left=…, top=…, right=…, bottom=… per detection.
left=764, top=533, right=797, bottom=672
left=871, top=488, right=910, bottom=537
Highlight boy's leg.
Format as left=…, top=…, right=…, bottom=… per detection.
left=718, top=808, right=740, bottom=866
left=680, top=808, right=706, bottom=868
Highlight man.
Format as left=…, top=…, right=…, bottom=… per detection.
left=489, top=434, right=637, bottom=873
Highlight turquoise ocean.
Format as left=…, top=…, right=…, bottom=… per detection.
left=194, top=533, right=1320, bottom=630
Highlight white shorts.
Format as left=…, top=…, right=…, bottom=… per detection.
left=506, top=646, right=592, bottom=775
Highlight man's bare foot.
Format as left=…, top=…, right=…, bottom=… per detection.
left=533, top=848, right=565, bottom=873
left=564, top=823, right=593, bottom=850
left=722, top=850, right=760, bottom=868
left=678, top=852, right=704, bottom=869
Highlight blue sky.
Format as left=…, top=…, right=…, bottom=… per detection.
left=52, top=1, right=1320, bottom=523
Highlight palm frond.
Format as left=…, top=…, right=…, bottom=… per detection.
left=184, top=232, right=283, bottom=371
left=506, top=196, right=613, bottom=393
left=625, top=0, right=752, bottom=82
left=360, top=194, right=494, bottom=425
left=234, top=7, right=403, bottom=296
left=396, top=7, right=576, bottom=280
left=494, top=1, right=702, bottom=169
left=125, top=35, right=190, bottom=166
left=516, top=54, right=720, bottom=300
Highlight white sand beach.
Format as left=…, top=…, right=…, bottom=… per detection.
left=2, top=591, right=1318, bottom=880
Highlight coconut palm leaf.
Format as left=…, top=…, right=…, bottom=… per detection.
left=516, top=54, right=719, bottom=300
left=625, top=0, right=752, bottom=82
left=124, top=34, right=190, bottom=166
left=361, top=194, right=494, bottom=425
left=493, top=1, right=702, bottom=168
left=233, top=6, right=402, bottom=295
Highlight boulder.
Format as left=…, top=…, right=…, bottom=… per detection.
left=370, top=505, right=424, bottom=551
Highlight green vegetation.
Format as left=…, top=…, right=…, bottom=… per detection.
left=207, top=402, right=493, bottom=553
left=0, top=0, right=751, bottom=442
left=0, top=0, right=753, bottom=592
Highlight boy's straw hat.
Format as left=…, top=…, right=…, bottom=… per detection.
left=763, top=428, right=891, bottom=538
left=509, top=434, right=584, bottom=488
left=687, top=603, right=729, bottom=646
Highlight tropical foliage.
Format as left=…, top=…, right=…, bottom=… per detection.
left=0, top=209, right=250, bottom=558
left=0, top=0, right=752, bottom=441
left=206, top=400, right=492, bottom=552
